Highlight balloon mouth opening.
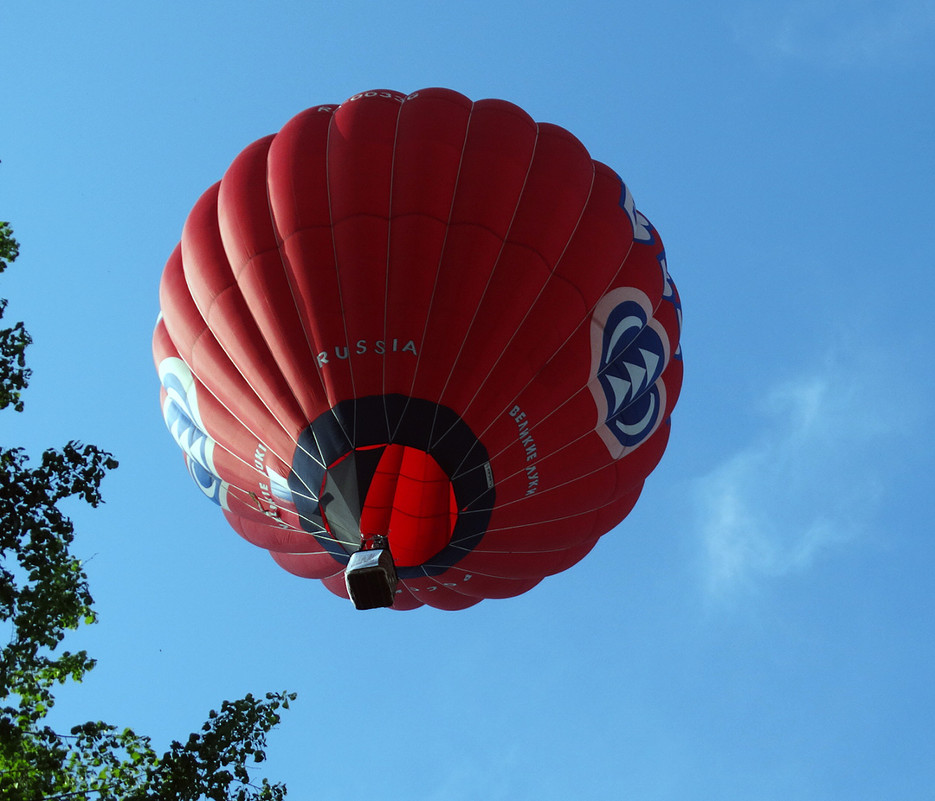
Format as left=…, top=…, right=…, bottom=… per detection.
left=320, top=443, right=458, bottom=568
left=289, top=394, right=495, bottom=577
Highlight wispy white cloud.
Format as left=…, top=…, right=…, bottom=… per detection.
left=732, top=0, right=935, bottom=68
left=695, top=347, right=909, bottom=597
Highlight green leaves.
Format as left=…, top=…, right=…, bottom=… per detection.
left=0, top=442, right=107, bottom=730
left=0, top=437, right=121, bottom=799
left=0, top=221, right=30, bottom=412
left=148, top=692, right=296, bottom=801
left=0, top=221, right=294, bottom=799
left=0, top=221, right=19, bottom=273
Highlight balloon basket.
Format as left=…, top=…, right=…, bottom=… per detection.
left=344, top=546, right=398, bottom=610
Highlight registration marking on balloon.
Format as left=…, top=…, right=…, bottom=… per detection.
left=250, top=442, right=294, bottom=525
left=588, top=288, right=670, bottom=459
left=508, top=404, right=540, bottom=496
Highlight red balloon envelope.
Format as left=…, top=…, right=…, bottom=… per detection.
left=154, top=88, right=683, bottom=610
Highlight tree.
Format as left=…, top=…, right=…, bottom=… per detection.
left=0, top=220, right=294, bottom=800
left=0, top=221, right=28, bottom=412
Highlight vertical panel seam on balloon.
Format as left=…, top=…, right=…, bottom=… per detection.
left=264, top=109, right=336, bottom=466
left=428, top=114, right=542, bottom=452
left=382, top=95, right=405, bottom=439
left=450, top=211, right=647, bottom=502
left=400, top=94, right=475, bottom=446
left=447, top=157, right=598, bottom=453
left=324, top=99, right=359, bottom=450
left=176, top=221, right=331, bottom=529
left=160, top=309, right=326, bottom=536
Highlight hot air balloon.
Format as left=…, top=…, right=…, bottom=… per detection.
left=154, top=87, right=683, bottom=610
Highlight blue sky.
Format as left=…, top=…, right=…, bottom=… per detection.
left=4, top=1, right=934, bottom=798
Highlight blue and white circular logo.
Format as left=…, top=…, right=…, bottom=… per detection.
left=659, top=252, right=682, bottom=360
left=618, top=177, right=654, bottom=245
left=588, top=288, right=670, bottom=458
left=159, top=357, right=229, bottom=508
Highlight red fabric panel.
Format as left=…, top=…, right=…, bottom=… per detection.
left=453, top=536, right=602, bottom=583
left=157, top=250, right=302, bottom=482
left=322, top=92, right=403, bottom=402
left=395, top=576, right=482, bottom=610
left=388, top=586, right=425, bottom=610
left=357, top=444, right=403, bottom=538
left=180, top=184, right=307, bottom=436
left=384, top=89, right=473, bottom=398
left=270, top=550, right=345, bottom=582
left=388, top=446, right=455, bottom=566
left=218, top=136, right=331, bottom=424
left=409, top=98, right=539, bottom=409
left=223, top=510, right=327, bottom=555
left=410, top=571, right=542, bottom=601
left=356, top=445, right=457, bottom=568
left=154, top=324, right=294, bottom=490
left=437, top=123, right=594, bottom=419
left=267, top=105, right=350, bottom=408
left=457, top=163, right=636, bottom=429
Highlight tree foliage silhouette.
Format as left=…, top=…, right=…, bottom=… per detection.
left=0, top=220, right=293, bottom=800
